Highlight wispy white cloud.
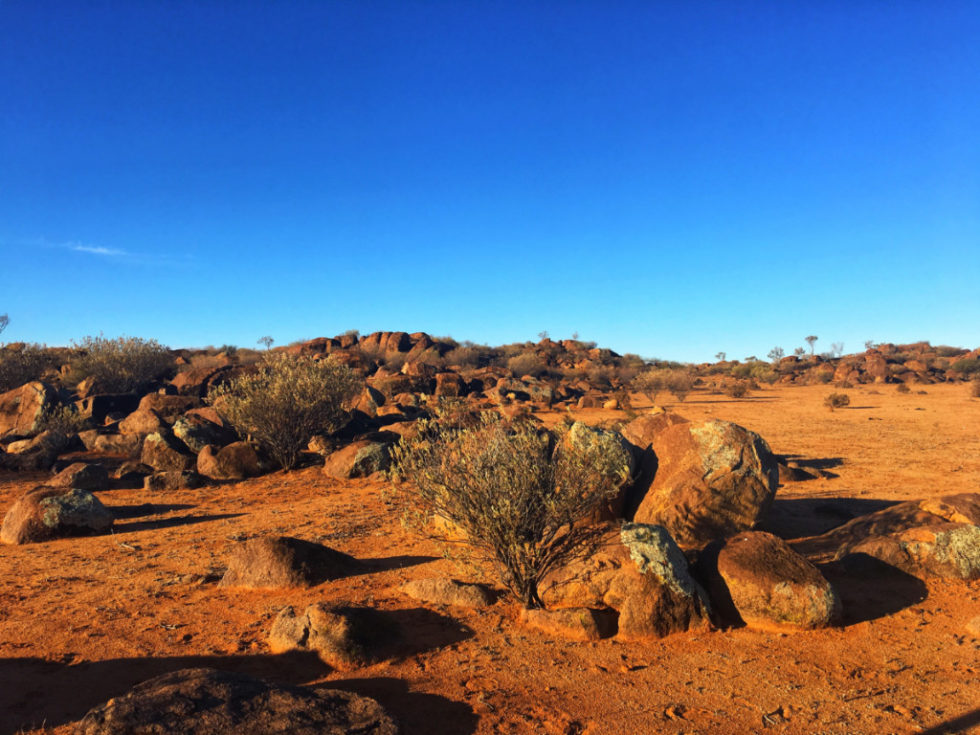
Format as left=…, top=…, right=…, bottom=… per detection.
left=69, top=244, right=129, bottom=257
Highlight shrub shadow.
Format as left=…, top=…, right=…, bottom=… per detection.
left=108, top=502, right=196, bottom=519
left=0, top=650, right=327, bottom=734
left=322, top=676, right=478, bottom=735
left=113, top=513, right=245, bottom=533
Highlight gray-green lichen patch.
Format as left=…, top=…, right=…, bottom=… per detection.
left=38, top=489, right=113, bottom=533
left=620, top=522, right=707, bottom=606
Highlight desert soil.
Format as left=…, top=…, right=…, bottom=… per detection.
left=2, top=383, right=979, bottom=735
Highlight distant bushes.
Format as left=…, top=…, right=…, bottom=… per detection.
left=506, top=352, right=550, bottom=378
left=632, top=368, right=694, bottom=403
left=69, top=335, right=174, bottom=393
left=0, top=344, right=50, bottom=392
left=824, top=392, right=850, bottom=411
left=208, top=353, right=361, bottom=470
left=951, top=358, right=980, bottom=376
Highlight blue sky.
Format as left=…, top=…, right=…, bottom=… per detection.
left=1, top=2, right=977, bottom=361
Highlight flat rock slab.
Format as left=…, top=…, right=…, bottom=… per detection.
left=74, top=667, right=398, bottom=735
left=219, top=536, right=363, bottom=588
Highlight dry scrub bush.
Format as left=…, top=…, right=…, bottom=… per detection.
left=725, top=381, right=750, bottom=398
left=0, top=344, right=50, bottom=392
left=70, top=335, right=173, bottom=393
left=632, top=367, right=693, bottom=403
left=38, top=403, right=89, bottom=435
left=506, top=352, right=549, bottom=378
left=208, top=353, right=361, bottom=470
left=391, top=414, right=631, bottom=608
left=971, top=376, right=980, bottom=399
left=824, top=392, right=850, bottom=411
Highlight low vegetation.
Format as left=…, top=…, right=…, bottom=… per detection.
left=824, top=392, right=851, bottom=411
left=207, top=353, right=361, bottom=470
left=69, top=335, right=173, bottom=393
left=0, top=344, right=50, bottom=392
left=391, top=414, right=631, bottom=609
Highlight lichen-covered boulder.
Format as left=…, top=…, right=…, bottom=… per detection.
left=322, top=441, right=391, bottom=480
left=172, top=413, right=235, bottom=453
left=1, top=486, right=113, bottom=544
left=141, top=431, right=195, bottom=473
left=50, top=462, right=109, bottom=492
left=632, top=420, right=779, bottom=548
left=796, top=493, right=980, bottom=580
left=0, top=381, right=56, bottom=438
left=714, top=531, right=840, bottom=631
left=197, top=441, right=264, bottom=481
left=75, top=668, right=398, bottom=735
left=543, top=523, right=711, bottom=639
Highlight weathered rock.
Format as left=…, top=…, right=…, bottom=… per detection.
left=219, top=536, right=362, bottom=588
left=796, top=493, right=980, bottom=579
left=713, top=531, right=839, bottom=631
left=138, top=392, right=201, bottom=419
left=118, top=408, right=167, bottom=436
left=113, top=460, right=152, bottom=488
left=520, top=607, right=616, bottom=641
left=1, top=486, right=113, bottom=544
left=434, top=372, right=466, bottom=397
left=144, top=470, right=204, bottom=491
left=268, top=603, right=399, bottom=669
left=89, top=432, right=143, bottom=456
left=75, top=393, right=141, bottom=425
left=197, top=441, right=264, bottom=480
left=543, top=523, right=711, bottom=639
left=0, top=381, right=56, bottom=438
left=400, top=578, right=493, bottom=608
left=141, top=431, right=195, bottom=472
left=75, top=667, right=398, bottom=735
left=620, top=412, right=689, bottom=451
left=632, top=420, right=779, bottom=548
left=173, top=413, right=235, bottom=453
left=50, top=462, right=109, bottom=492
left=0, top=430, right=70, bottom=471
left=322, top=441, right=391, bottom=479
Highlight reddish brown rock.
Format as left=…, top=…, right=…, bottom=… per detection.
left=400, top=578, right=493, bottom=608
left=632, top=420, right=779, bottom=548
left=140, top=432, right=194, bottom=473
left=0, top=381, right=56, bottom=438
left=137, top=392, right=201, bottom=419
left=434, top=372, right=466, bottom=397
left=269, top=603, right=399, bottom=669
left=715, top=531, right=840, bottom=631
left=322, top=440, right=391, bottom=479
left=796, top=493, right=980, bottom=579
left=118, top=407, right=167, bottom=436
left=543, top=523, right=711, bottom=640
left=864, top=349, right=889, bottom=382
left=219, top=535, right=362, bottom=588
left=520, top=607, right=616, bottom=641
left=75, top=668, right=398, bottom=735
left=1, top=486, right=113, bottom=544
left=50, top=462, right=109, bottom=492
left=197, top=441, right=264, bottom=480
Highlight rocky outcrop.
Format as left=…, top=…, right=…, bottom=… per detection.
left=0, top=381, right=55, bottom=438
left=322, top=440, right=391, bottom=479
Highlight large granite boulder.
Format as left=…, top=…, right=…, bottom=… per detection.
left=632, top=420, right=779, bottom=548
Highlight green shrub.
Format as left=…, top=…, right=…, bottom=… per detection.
left=824, top=392, right=850, bottom=411
left=951, top=358, right=980, bottom=376
left=391, top=415, right=631, bottom=609
left=208, top=353, right=362, bottom=470
left=70, top=335, right=173, bottom=393
left=0, top=344, right=50, bottom=392
left=38, top=403, right=89, bottom=435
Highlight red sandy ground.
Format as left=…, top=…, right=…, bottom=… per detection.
left=1, top=383, right=979, bottom=735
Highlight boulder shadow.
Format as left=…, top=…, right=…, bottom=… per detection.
left=820, top=554, right=928, bottom=625
left=761, top=497, right=899, bottom=540
left=113, top=512, right=245, bottom=533
left=322, top=676, right=478, bottom=735
left=0, top=650, right=327, bottom=735
left=360, top=555, right=441, bottom=574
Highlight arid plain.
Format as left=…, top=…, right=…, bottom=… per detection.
left=2, top=381, right=978, bottom=735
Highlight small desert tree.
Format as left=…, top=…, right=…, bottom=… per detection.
left=0, top=314, right=8, bottom=336
left=257, top=335, right=274, bottom=350
left=805, top=335, right=819, bottom=355
left=768, top=346, right=785, bottom=364
left=208, top=353, right=361, bottom=470
left=391, top=415, right=631, bottom=609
